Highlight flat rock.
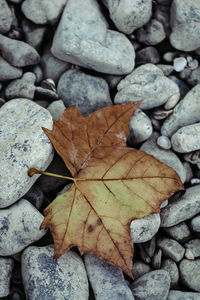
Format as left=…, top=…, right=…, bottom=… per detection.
left=164, top=222, right=191, bottom=243
left=179, top=259, right=200, bottom=292
left=22, top=0, right=67, bottom=24
left=0, top=0, right=12, bottom=33
left=160, top=185, right=200, bottom=227
left=137, top=19, right=166, bottom=45
left=0, top=98, right=53, bottom=207
left=114, top=64, right=179, bottom=110
left=131, top=270, right=170, bottom=300
left=168, top=290, right=200, bottom=300
left=0, top=257, right=14, bottom=297
left=157, top=237, right=185, bottom=262
left=0, top=199, right=46, bottom=255
left=0, top=55, right=22, bottom=81
left=0, top=33, right=40, bottom=67
left=22, top=246, right=89, bottom=300
left=102, top=0, right=152, bottom=34
left=161, top=259, right=179, bottom=288
left=84, top=254, right=134, bottom=300
left=51, top=0, right=135, bottom=75
left=57, top=69, right=112, bottom=115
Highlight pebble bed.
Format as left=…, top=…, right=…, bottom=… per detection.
left=1, top=0, right=200, bottom=299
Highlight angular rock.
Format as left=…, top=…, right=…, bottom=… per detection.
left=0, top=0, right=12, bottom=33
left=0, top=98, right=53, bottom=207
left=57, top=69, right=112, bottom=115
left=0, top=199, right=46, bottom=255
left=161, top=84, right=200, bottom=137
left=22, top=0, right=67, bottom=24
left=137, top=19, right=166, bottom=45
left=179, top=259, right=200, bottom=292
left=132, top=260, right=152, bottom=280
left=47, top=100, right=66, bottom=121
left=22, top=246, right=89, bottom=299
left=0, top=34, right=40, bottom=67
left=190, top=215, right=200, bottom=232
left=136, top=46, right=160, bottom=66
left=164, top=222, right=191, bottom=243
left=0, top=257, right=14, bottom=297
left=0, top=55, right=22, bottom=81
left=161, top=259, right=179, bottom=288
left=84, top=254, right=134, bottom=300
left=5, top=72, right=36, bottom=100
left=161, top=185, right=200, bottom=227
left=131, top=270, right=170, bottom=300
left=102, top=0, right=152, bottom=34
left=22, top=19, right=46, bottom=49
left=52, top=0, right=135, bottom=75
left=168, top=290, right=200, bottom=300
left=184, top=239, right=200, bottom=259
left=157, top=237, right=185, bottom=262
left=114, top=64, right=179, bottom=110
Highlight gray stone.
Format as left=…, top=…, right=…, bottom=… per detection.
left=131, top=214, right=160, bottom=243
left=102, top=0, right=152, bottom=34
left=157, top=136, right=171, bottom=150
left=157, top=0, right=172, bottom=5
left=0, top=0, right=12, bottom=33
left=161, top=185, right=200, bottom=227
left=5, top=72, right=36, bottom=100
left=22, top=0, right=67, bottom=24
left=184, top=150, right=200, bottom=165
left=0, top=98, right=53, bottom=207
left=34, top=100, right=49, bottom=108
left=164, top=93, right=180, bottom=110
left=0, top=257, right=14, bottom=297
left=168, top=290, right=200, bottom=300
left=190, top=215, right=200, bottom=232
left=22, top=246, right=89, bottom=300
left=179, top=259, right=200, bottom=292
left=131, top=270, right=170, bottom=300
left=84, top=254, right=134, bottom=300
left=187, top=67, right=200, bottom=86
left=0, top=199, right=46, bottom=255
left=173, top=57, right=187, bottom=72
left=157, top=64, right=174, bottom=76
left=32, top=64, right=43, bottom=83
left=137, top=19, right=166, bottom=45
left=140, top=132, right=186, bottom=183
left=137, top=243, right=151, bottom=264
left=57, top=69, right=112, bottom=115
left=161, top=84, right=200, bottom=137
left=154, top=5, right=170, bottom=36
left=171, top=123, right=200, bottom=153
left=22, top=19, right=46, bottom=49
left=114, top=64, right=179, bottom=110
left=24, top=184, right=44, bottom=209
left=129, top=109, right=152, bottom=145
left=47, top=100, right=66, bottom=121
left=164, top=222, right=191, bottom=243
left=170, top=0, right=200, bottom=51
left=157, top=237, right=185, bottom=262
left=168, top=76, right=189, bottom=99
left=143, top=236, right=156, bottom=258
left=132, top=260, right=152, bottom=280
left=182, top=162, right=193, bottom=183
left=51, top=0, right=135, bottom=75
left=151, top=248, right=162, bottom=269
left=162, top=259, right=179, bottom=288
left=104, top=74, right=123, bottom=90
left=0, top=55, right=22, bottom=81
left=136, top=47, right=160, bottom=66
left=0, top=34, right=40, bottom=67
left=35, top=86, right=59, bottom=101
left=185, top=239, right=200, bottom=259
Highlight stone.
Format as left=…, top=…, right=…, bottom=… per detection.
left=154, top=5, right=170, bottom=36
left=132, top=260, right=152, bottom=280
left=0, top=55, right=22, bottom=81
left=0, top=34, right=40, bottom=67
left=84, top=254, right=134, bottom=300
left=0, top=0, right=12, bottom=33
left=136, top=47, right=160, bottom=66
left=164, top=93, right=180, bottom=110
left=104, top=74, right=123, bottom=90
left=161, top=84, right=200, bottom=137
left=187, top=67, right=200, bottom=86
left=157, top=237, right=185, bottom=262
left=114, top=64, right=179, bottom=110
left=170, top=0, right=200, bottom=51
left=161, top=259, right=179, bottom=288
left=129, top=109, right=152, bottom=145
left=143, top=236, right=156, bottom=258
left=24, top=184, right=44, bottom=209
left=5, top=72, right=36, bottom=100
left=131, top=214, right=160, bottom=243
left=161, top=185, right=200, bottom=227
left=22, top=19, right=46, bottom=49
left=0, top=257, right=14, bottom=297
left=151, top=248, right=162, bottom=269
left=184, top=150, right=200, bottom=165
left=47, top=100, right=66, bottom=121
left=168, top=76, right=189, bottom=99
left=102, top=0, right=152, bottom=34
left=34, top=100, right=49, bottom=108
left=184, top=239, right=200, bottom=259
left=182, top=162, right=193, bottom=182
left=157, top=64, right=174, bottom=76
left=0, top=98, right=53, bottom=207
left=137, top=19, right=166, bottom=45
left=21, top=0, right=67, bottom=24
left=157, top=136, right=171, bottom=150
left=131, top=270, right=170, bottom=300
left=168, top=290, right=200, bottom=300
left=32, top=64, right=43, bottom=83
left=0, top=199, right=46, bottom=255
left=22, top=246, right=89, bottom=299
left=157, top=0, right=172, bottom=4
left=190, top=215, right=200, bottom=232
left=163, top=52, right=177, bottom=62
left=35, top=86, right=59, bottom=101
left=57, top=69, right=112, bottom=115
left=173, top=57, right=187, bottom=72
left=164, top=222, right=191, bottom=243
left=51, top=0, right=135, bottom=75
left=179, top=259, right=200, bottom=292
left=140, top=132, right=186, bottom=183
left=152, top=108, right=173, bottom=121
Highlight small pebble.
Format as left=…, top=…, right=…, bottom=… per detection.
left=157, top=237, right=185, bottom=262
left=164, top=222, right=191, bottom=243
left=184, top=239, right=200, bottom=259
left=152, top=109, right=173, bottom=120
left=151, top=248, right=162, bottom=269
left=188, top=58, right=199, bottom=70
left=173, top=57, right=187, bottom=72
left=190, top=178, right=200, bottom=185
left=161, top=259, right=179, bottom=288
left=164, top=93, right=180, bottom=110
left=190, top=215, right=200, bottom=232
left=132, top=260, right=152, bottom=280
left=157, top=135, right=171, bottom=150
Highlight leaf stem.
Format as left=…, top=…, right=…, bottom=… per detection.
left=28, top=168, right=75, bottom=182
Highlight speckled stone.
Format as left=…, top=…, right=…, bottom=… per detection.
left=22, top=246, right=89, bottom=300
left=132, top=260, right=152, bottom=280
left=190, top=215, right=200, bottom=232
left=47, top=100, right=66, bottom=121
left=51, top=0, right=135, bottom=75
left=161, top=259, right=179, bottom=288
left=22, top=19, right=46, bottom=50
left=168, top=290, right=200, bottom=300
left=179, top=259, right=200, bottom=292
left=0, top=55, right=22, bottom=81
left=0, top=98, right=53, bottom=207
left=0, top=257, right=14, bottom=297
left=84, top=254, right=134, bottom=300
left=137, top=19, right=166, bottom=45
left=0, top=199, right=46, bottom=255
left=157, top=237, right=185, bottom=262
left=0, top=0, right=12, bottom=33
left=164, top=222, right=191, bottom=243
left=136, top=47, right=160, bottom=66
left=184, top=239, right=200, bottom=259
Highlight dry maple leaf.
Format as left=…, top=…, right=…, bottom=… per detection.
left=29, top=102, right=184, bottom=279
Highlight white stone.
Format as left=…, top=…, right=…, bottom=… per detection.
left=47, top=100, right=65, bottom=121
left=129, top=109, right=152, bottom=145
left=173, top=57, right=187, bottom=72
left=0, top=98, right=54, bottom=207
left=164, top=93, right=180, bottom=110
left=157, top=135, right=171, bottom=150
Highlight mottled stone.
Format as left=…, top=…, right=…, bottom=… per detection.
left=164, top=222, right=191, bottom=243
left=168, top=290, right=200, bottom=300
left=22, top=19, right=46, bottom=49
left=0, top=55, right=22, bottom=81
left=161, top=259, right=179, bottom=288
left=190, top=215, right=200, bottom=232
left=52, top=0, right=135, bottom=75
left=157, top=237, right=185, bottom=262
left=136, top=47, right=160, bottom=66
left=22, top=246, right=89, bottom=299
left=115, top=64, right=179, bottom=110
left=173, top=57, right=187, bottom=72
left=184, top=239, right=200, bottom=259
left=187, top=67, right=200, bottom=86
left=0, top=98, right=53, bottom=207
left=132, top=260, right=152, bottom=280
left=137, top=19, right=166, bottom=45
left=157, top=64, right=174, bottom=76
left=0, top=0, right=12, bottom=33
left=168, top=76, right=190, bottom=99
left=47, top=100, right=66, bottom=121
left=0, top=199, right=46, bottom=255
left=179, top=259, right=200, bottom=292
left=84, top=254, right=134, bottom=300
left=0, top=257, right=14, bottom=297
left=129, top=109, right=152, bottom=145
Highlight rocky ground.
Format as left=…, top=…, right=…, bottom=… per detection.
left=1, top=0, right=200, bottom=299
